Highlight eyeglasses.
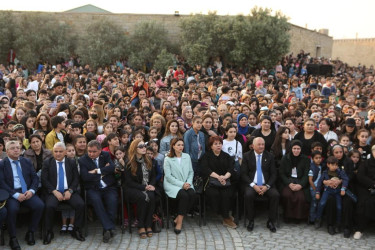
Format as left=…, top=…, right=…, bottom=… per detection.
left=137, top=144, right=147, bottom=149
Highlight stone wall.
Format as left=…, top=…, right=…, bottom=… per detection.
left=332, top=38, right=375, bottom=67
left=9, top=11, right=333, bottom=60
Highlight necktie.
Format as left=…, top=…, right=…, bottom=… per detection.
left=95, top=159, right=103, bottom=188
left=256, top=155, right=263, bottom=186
left=14, top=160, right=27, bottom=193
left=58, top=162, right=65, bottom=193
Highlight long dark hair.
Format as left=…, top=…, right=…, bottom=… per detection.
left=271, top=126, right=291, bottom=159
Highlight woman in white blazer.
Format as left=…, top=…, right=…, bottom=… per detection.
left=163, top=137, right=195, bottom=234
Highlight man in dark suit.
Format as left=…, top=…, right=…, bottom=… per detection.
left=0, top=141, right=44, bottom=250
left=241, top=137, right=280, bottom=233
left=41, top=142, right=85, bottom=244
left=79, top=140, right=117, bottom=243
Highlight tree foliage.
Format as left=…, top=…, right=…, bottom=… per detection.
left=179, top=12, right=236, bottom=66
left=231, top=8, right=290, bottom=68
left=77, top=18, right=127, bottom=68
left=179, top=8, right=290, bottom=69
left=0, top=11, right=16, bottom=65
left=154, top=49, right=174, bottom=74
left=14, top=13, right=76, bottom=68
left=128, top=21, right=170, bottom=70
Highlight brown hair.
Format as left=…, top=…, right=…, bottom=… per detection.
left=127, top=138, right=152, bottom=176
left=167, top=137, right=184, bottom=158
left=208, top=135, right=223, bottom=149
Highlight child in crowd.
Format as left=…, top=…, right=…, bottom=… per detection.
left=222, top=124, right=242, bottom=180
left=119, top=129, right=130, bottom=150
left=147, top=140, right=164, bottom=172
left=60, top=143, right=77, bottom=235
left=353, top=129, right=371, bottom=161
left=315, top=156, right=349, bottom=233
left=308, top=151, right=323, bottom=223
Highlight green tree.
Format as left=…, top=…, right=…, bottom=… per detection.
left=128, top=21, right=170, bottom=70
left=154, top=49, right=174, bottom=75
left=77, top=18, right=127, bottom=68
left=230, top=8, right=290, bottom=68
left=0, top=11, right=16, bottom=65
left=14, top=13, right=76, bottom=68
left=179, top=12, right=236, bottom=66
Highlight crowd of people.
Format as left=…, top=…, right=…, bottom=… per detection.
left=0, top=50, right=374, bottom=249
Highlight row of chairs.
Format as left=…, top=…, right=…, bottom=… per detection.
left=0, top=188, right=278, bottom=245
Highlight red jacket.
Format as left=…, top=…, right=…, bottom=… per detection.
left=131, top=81, right=150, bottom=101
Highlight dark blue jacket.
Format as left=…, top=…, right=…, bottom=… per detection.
left=0, top=157, right=39, bottom=196
left=79, top=151, right=116, bottom=190
left=310, top=162, right=322, bottom=182
left=316, top=168, right=349, bottom=194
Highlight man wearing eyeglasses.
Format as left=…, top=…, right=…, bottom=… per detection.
left=79, top=140, right=117, bottom=243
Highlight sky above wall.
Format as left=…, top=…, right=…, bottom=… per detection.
left=2, top=0, right=373, bottom=39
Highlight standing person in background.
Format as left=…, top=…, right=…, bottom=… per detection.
left=183, top=116, right=205, bottom=177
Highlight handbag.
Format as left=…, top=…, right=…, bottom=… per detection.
left=152, top=214, right=162, bottom=233
left=209, top=176, right=231, bottom=187
left=193, top=176, right=204, bottom=194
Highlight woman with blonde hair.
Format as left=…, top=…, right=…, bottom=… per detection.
left=150, top=114, right=166, bottom=141
left=89, top=104, right=105, bottom=134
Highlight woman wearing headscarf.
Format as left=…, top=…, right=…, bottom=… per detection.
left=237, top=113, right=255, bottom=138
left=279, top=140, right=310, bottom=222
left=354, top=145, right=375, bottom=240
left=323, top=144, right=355, bottom=237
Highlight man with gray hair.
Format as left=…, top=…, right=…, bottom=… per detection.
left=241, top=137, right=279, bottom=233
left=0, top=140, right=44, bottom=249
left=79, top=140, right=117, bottom=243
left=41, top=142, right=85, bottom=244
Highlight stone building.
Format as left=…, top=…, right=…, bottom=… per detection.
left=332, top=38, right=375, bottom=67
left=6, top=4, right=334, bottom=63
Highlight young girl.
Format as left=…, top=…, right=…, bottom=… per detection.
left=119, top=130, right=130, bottom=149
left=147, top=140, right=164, bottom=172
left=148, top=126, right=158, bottom=142
left=353, top=129, right=371, bottom=161
left=114, top=146, right=127, bottom=184
left=222, top=124, right=242, bottom=180
left=339, top=134, right=352, bottom=151
left=60, top=144, right=76, bottom=235
left=348, top=149, right=361, bottom=174
left=96, top=122, right=113, bottom=144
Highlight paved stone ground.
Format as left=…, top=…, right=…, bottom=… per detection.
left=6, top=211, right=375, bottom=250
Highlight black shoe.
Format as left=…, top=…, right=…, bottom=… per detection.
left=109, top=229, right=116, bottom=238
left=43, top=231, right=54, bottom=245
left=335, top=225, right=341, bottom=234
left=314, top=219, right=321, bottom=229
left=174, top=227, right=181, bottom=234
left=247, top=220, right=254, bottom=232
left=103, top=230, right=111, bottom=243
left=9, top=237, right=21, bottom=250
left=343, top=228, right=351, bottom=238
left=328, top=226, right=335, bottom=235
left=71, top=229, right=85, bottom=241
left=266, top=220, right=277, bottom=233
left=25, top=231, right=35, bottom=246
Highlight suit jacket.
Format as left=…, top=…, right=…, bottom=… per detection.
left=123, top=159, right=156, bottom=191
left=163, top=153, right=194, bottom=198
left=0, top=157, right=39, bottom=196
left=79, top=151, right=116, bottom=190
left=240, top=150, right=276, bottom=187
left=41, top=157, right=80, bottom=194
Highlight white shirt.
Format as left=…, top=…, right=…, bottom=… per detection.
left=56, top=132, right=64, bottom=144
left=222, top=139, right=242, bottom=161
left=251, top=152, right=265, bottom=186
left=94, top=157, right=107, bottom=188
left=56, top=159, right=68, bottom=191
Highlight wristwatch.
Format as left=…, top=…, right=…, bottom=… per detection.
left=68, top=189, right=74, bottom=194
